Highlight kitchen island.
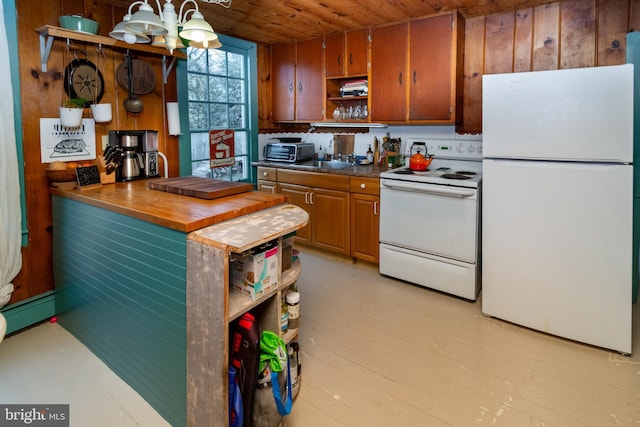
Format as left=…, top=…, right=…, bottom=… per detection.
left=51, top=180, right=308, bottom=426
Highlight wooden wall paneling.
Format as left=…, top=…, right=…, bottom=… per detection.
left=560, top=0, right=596, bottom=68
left=532, top=3, right=560, bottom=70
left=461, top=16, right=486, bottom=134
left=484, top=12, right=515, bottom=74
left=257, top=44, right=274, bottom=129
left=514, top=8, right=533, bottom=72
left=630, top=0, right=640, bottom=31
left=12, top=0, right=180, bottom=306
left=597, top=0, right=630, bottom=65
left=16, top=0, right=73, bottom=300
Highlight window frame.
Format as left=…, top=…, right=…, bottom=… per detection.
left=176, top=34, right=258, bottom=184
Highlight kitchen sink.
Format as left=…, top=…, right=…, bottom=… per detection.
left=295, top=160, right=353, bottom=170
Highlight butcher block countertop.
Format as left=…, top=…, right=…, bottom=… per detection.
left=50, top=179, right=287, bottom=233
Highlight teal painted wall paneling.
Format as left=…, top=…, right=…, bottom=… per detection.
left=1, top=0, right=28, bottom=244
left=52, top=196, right=188, bottom=427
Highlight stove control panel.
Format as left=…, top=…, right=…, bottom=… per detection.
left=405, top=138, right=483, bottom=160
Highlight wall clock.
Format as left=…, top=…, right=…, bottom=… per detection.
left=64, top=52, right=104, bottom=107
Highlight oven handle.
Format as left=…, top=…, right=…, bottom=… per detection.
left=382, top=181, right=476, bottom=198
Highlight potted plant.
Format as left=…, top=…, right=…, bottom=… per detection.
left=60, top=97, right=86, bottom=128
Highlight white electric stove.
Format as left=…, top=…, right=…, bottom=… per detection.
left=379, top=138, right=483, bottom=300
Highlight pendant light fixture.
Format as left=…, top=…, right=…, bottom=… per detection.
left=110, top=0, right=228, bottom=52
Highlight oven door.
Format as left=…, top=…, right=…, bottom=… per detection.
left=379, top=179, right=479, bottom=263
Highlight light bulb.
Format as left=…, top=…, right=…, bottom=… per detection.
left=191, top=30, right=204, bottom=42
left=124, top=32, right=137, bottom=44
left=203, top=38, right=208, bottom=48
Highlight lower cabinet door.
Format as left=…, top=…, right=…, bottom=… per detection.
left=350, top=193, right=379, bottom=262
left=311, top=188, right=349, bottom=254
left=279, top=183, right=312, bottom=244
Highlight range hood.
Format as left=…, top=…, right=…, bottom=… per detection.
left=310, top=122, right=387, bottom=128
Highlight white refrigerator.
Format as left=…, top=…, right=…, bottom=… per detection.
left=482, top=64, right=634, bottom=354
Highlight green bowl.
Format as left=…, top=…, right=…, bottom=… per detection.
left=59, top=15, right=99, bottom=35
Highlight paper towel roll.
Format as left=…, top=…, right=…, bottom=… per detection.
left=166, top=102, right=181, bottom=136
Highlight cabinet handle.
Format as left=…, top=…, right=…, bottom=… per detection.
left=298, top=81, right=303, bottom=93
left=413, top=70, right=416, bottom=84
left=288, top=82, right=294, bottom=93
left=305, top=191, right=309, bottom=204
left=309, top=192, right=314, bottom=205
left=349, top=53, right=353, bottom=65
left=360, top=183, right=366, bottom=189
left=263, top=171, right=268, bottom=177
left=337, top=54, right=341, bottom=66
left=373, top=200, right=378, bottom=216
left=398, top=72, right=403, bottom=85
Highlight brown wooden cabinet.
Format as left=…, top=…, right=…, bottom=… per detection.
left=370, top=12, right=464, bottom=124
left=278, top=183, right=313, bottom=243
left=271, top=38, right=324, bottom=122
left=370, top=23, right=408, bottom=122
left=325, top=29, right=369, bottom=77
left=349, top=177, right=380, bottom=263
left=277, top=170, right=350, bottom=255
left=324, top=32, right=346, bottom=78
left=257, top=166, right=278, bottom=193
left=409, top=13, right=462, bottom=121
left=324, top=30, right=370, bottom=123
left=271, top=42, right=296, bottom=121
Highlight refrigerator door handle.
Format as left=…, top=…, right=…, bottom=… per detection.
left=485, top=159, right=630, bottom=170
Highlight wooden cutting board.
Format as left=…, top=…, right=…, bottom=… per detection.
left=147, top=176, right=253, bottom=200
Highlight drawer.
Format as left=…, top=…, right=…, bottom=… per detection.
left=278, top=169, right=350, bottom=191
left=349, top=177, right=380, bottom=195
left=257, top=167, right=277, bottom=181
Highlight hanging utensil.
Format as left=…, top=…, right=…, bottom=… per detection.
left=116, top=58, right=156, bottom=95
left=123, top=52, right=143, bottom=114
left=63, top=49, right=104, bottom=107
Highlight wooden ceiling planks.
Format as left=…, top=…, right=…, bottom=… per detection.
left=100, top=0, right=558, bottom=44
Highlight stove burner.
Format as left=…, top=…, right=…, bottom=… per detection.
left=393, top=169, right=431, bottom=175
left=442, top=173, right=472, bottom=180
left=436, top=167, right=452, bottom=172
left=456, top=171, right=477, bottom=176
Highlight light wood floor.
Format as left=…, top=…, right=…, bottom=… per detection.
left=0, top=246, right=638, bottom=426
left=289, top=247, right=640, bottom=427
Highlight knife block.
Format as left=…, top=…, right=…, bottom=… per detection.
left=97, top=156, right=116, bottom=184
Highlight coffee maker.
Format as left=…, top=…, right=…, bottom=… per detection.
left=108, top=130, right=160, bottom=181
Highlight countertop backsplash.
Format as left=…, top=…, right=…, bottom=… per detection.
left=258, top=125, right=482, bottom=161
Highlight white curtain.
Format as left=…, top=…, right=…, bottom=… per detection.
left=0, top=0, right=22, bottom=308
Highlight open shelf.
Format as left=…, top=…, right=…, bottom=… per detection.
left=228, top=259, right=301, bottom=322
left=37, top=25, right=186, bottom=82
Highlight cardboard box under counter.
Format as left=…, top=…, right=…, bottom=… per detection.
left=230, top=239, right=279, bottom=301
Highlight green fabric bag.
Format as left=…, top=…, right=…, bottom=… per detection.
left=254, top=331, right=292, bottom=423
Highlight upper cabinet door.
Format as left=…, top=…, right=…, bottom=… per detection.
left=409, top=14, right=453, bottom=121
left=345, top=29, right=369, bottom=76
left=370, top=23, right=408, bottom=122
left=296, top=37, right=325, bottom=121
left=272, top=42, right=296, bottom=121
left=325, top=32, right=345, bottom=78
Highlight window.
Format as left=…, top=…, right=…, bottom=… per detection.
left=183, top=36, right=257, bottom=182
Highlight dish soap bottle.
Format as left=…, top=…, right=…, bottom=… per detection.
left=317, top=145, right=325, bottom=160
left=366, top=145, right=374, bottom=163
